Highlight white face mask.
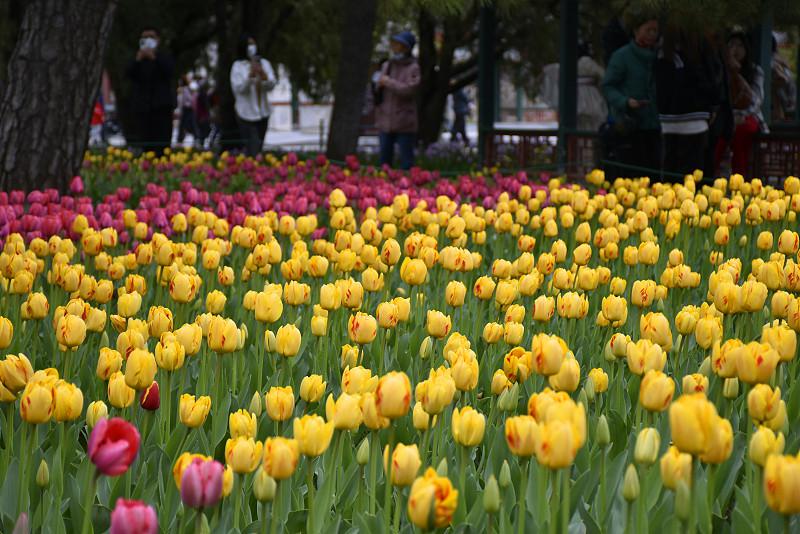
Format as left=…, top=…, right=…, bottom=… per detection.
left=247, top=44, right=258, bottom=58
left=391, top=52, right=406, bottom=60
left=139, top=37, right=158, bottom=51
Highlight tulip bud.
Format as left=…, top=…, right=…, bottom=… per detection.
left=697, top=356, right=712, bottom=377
left=739, top=235, right=748, bottom=246
left=596, top=415, right=610, bottom=447
left=249, top=391, right=263, bottom=417
left=483, top=475, right=500, bottom=513
left=499, top=460, right=512, bottom=488
left=584, top=379, right=596, bottom=403
left=623, top=464, right=640, bottom=502
left=723, top=377, right=739, bottom=399
left=357, top=437, right=370, bottom=465
left=419, top=336, right=433, bottom=360
left=253, top=468, right=277, bottom=502
left=100, top=331, right=110, bottom=349
left=139, top=381, right=160, bottom=411
left=436, top=458, right=448, bottom=477
left=195, top=513, right=210, bottom=534
left=497, top=383, right=519, bottom=412
left=577, top=389, right=589, bottom=408
left=36, top=459, right=49, bottom=488
left=675, top=480, right=691, bottom=521
left=86, top=400, right=108, bottom=428
left=634, top=428, right=660, bottom=466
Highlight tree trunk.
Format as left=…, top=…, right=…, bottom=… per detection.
left=0, top=0, right=117, bottom=192
left=325, top=0, right=377, bottom=161
left=416, top=10, right=460, bottom=147
left=215, top=0, right=240, bottom=150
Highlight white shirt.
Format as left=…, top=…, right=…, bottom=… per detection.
left=230, top=58, right=276, bottom=121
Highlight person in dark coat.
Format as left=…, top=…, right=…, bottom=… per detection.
left=373, top=31, right=421, bottom=170
left=655, top=27, right=722, bottom=180
left=126, top=27, right=175, bottom=155
left=602, top=12, right=660, bottom=179
left=450, top=88, right=470, bottom=144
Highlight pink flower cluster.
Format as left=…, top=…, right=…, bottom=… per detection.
left=2, top=155, right=549, bottom=244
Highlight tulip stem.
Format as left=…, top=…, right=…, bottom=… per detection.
left=233, top=473, right=242, bottom=531
left=193, top=508, right=204, bottom=534
left=537, top=462, right=547, bottom=530
left=752, top=464, right=762, bottom=534
left=459, top=445, right=468, bottom=505
left=549, top=469, right=559, bottom=534
left=260, top=501, right=269, bottom=534
left=562, top=467, right=571, bottom=533
left=784, top=515, right=791, bottom=534
left=79, top=469, right=98, bottom=534
left=392, top=490, right=402, bottom=534
left=369, top=431, right=378, bottom=514
left=517, top=458, right=529, bottom=534
left=383, top=427, right=396, bottom=531
left=270, top=482, right=280, bottom=534
left=637, top=465, right=646, bottom=534
left=1, top=403, right=13, bottom=479
left=306, top=459, right=315, bottom=534
left=599, top=445, right=607, bottom=528
left=18, top=423, right=29, bottom=516
left=707, top=464, right=716, bottom=532
left=163, top=371, right=171, bottom=436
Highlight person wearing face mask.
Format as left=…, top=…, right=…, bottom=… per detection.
left=602, top=10, right=660, bottom=180
left=230, top=35, right=277, bottom=157
left=713, top=31, right=768, bottom=176
left=373, top=31, right=420, bottom=170
left=126, top=27, right=175, bottom=155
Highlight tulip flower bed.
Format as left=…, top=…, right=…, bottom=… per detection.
left=2, top=157, right=800, bottom=534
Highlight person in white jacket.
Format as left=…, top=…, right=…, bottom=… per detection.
left=230, top=35, right=276, bottom=156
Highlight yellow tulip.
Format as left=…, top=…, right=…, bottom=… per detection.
left=749, top=426, right=785, bottom=467
left=451, top=406, right=486, bottom=447
left=407, top=468, right=458, bottom=530
left=504, top=415, right=539, bottom=457
left=384, top=443, right=422, bottom=487
left=179, top=394, right=211, bottom=428
left=660, top=446, right=692, bottom=489
left=225, top=436, right=263, bottom=473
left=265, top=386, right=295, bottom=421
left=293, top=415, right=334, bottom=457
left=124, top=349, right=157, bottom=390
left=299, top=375, right=326, bottom=403
left=229, top=409, right=257, bottom=438
left=325, top=393, right=362, bottom=430
left=764, top=454, right=800, bottom=515
left=348, top=312, right=377, bottom=344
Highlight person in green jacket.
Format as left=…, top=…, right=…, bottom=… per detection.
left=602, top=13, right=660, bottom=180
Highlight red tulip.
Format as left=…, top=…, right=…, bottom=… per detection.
left=140, top=381, right=160, bottom=411
left=88, top=417, right=140, bottom=476
left=180, top=457, right=224, bottom=508
left=109, top=499, right=158, bottom=534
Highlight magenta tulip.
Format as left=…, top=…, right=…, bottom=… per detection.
left=109, top=499, right=158, bottom=534
left=87, top=417, right=140, bottom=476
left=180, top=457, right=225, bottom=509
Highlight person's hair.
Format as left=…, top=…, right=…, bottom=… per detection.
left=577, top=40, right=591, bottom=58
left=140, top=26, right=159, bottom=37
left=623, top=6, right=658, bottom=36
left=661, top=23, right=704, bottom=65
left=237, top=34, right=255, bottom=61
left=728, top=31, right=754, bottom=84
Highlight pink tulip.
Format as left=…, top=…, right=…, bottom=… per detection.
left=69, top=176, right=84, bottom=195
left=109, top=499, right=158, bottom=534
left=180, top=458, right=224, bottom=509
left=88, top=417, right=140, bottom=476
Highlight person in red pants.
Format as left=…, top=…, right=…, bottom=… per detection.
left=714, top=31, right=767, bottom=176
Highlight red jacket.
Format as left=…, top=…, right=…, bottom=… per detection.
left=374, top=57, right=420, bottom=133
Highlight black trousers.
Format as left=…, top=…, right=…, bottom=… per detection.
left=662, top=132, right=708, bottom=182
left=133, top=109, right=173, bottom=155
left=237, top=116, right=269, bottom=157
left=604, top=129, right=661, bottom=180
